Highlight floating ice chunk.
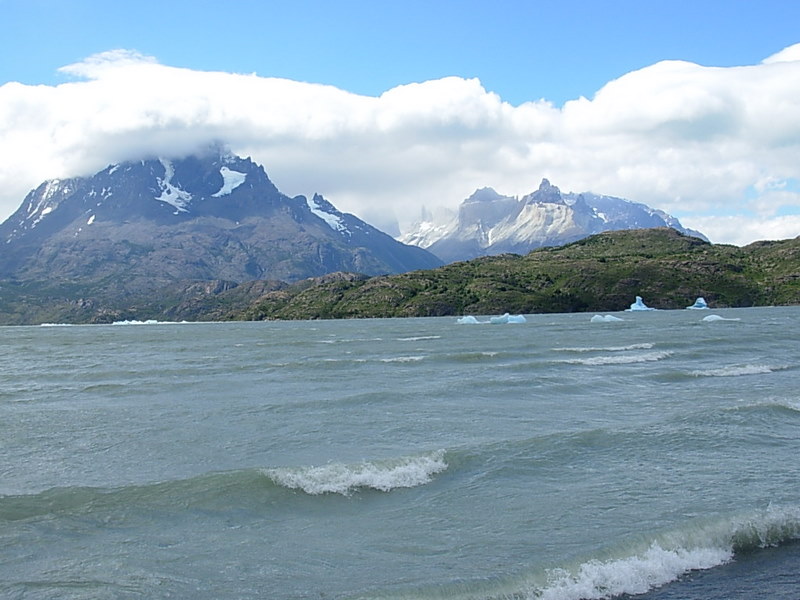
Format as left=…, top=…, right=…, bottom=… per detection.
left=489, top=313, right=526, bottom=324
left=626, top=296, right=655, bottom=311
left=456, top=315, right=480, bottom=324
left=686, top=297, right=709, bottom=310
left=591, top=314, right=624, bottom=323
left=702, top=314, right=740, bottom=322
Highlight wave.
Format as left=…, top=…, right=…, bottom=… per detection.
left=263, top=450, right=448, bottom=496
left=554, top=343, right=655, bottom=353
left=397, top=336, right=441, bottom=342
left=690, top=364, right=788, bottom=377
left=370, top=505, right=800, bottom=600
left=0, top=451, right=449, bottom=522
left=534, top=506, right=800, bottom=600
left=379, top=355, right=426, bottom=363
left=557, top=351, right=673, bottom=366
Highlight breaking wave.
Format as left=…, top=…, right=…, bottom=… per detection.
left=377, top=505, right=800, bottom=600
left=554, top=343, right=655, bottom=353
left=690, top=364, right=788, bottom=377
left=263, top=450, right=448, bottom=496
left=558, top=351, right=673, bottom=366
left=531, top=505, right=800, bottom=600
left=379, top=355, right=426, bottom=363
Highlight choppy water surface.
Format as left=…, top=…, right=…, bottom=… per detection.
left=1, top=306, right=799, bottom=599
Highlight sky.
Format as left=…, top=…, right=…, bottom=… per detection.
left=1, top=0, right=800, bottom=245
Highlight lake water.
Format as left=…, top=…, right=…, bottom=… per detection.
left=1, top=306, right=799, bottom=599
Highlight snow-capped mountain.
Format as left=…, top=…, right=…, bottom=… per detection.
left=399, top=179, right=707, bottom=263
left=0, top=148, right=442, bottom=286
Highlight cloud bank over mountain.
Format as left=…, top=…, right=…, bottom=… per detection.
left=1, top=45, right=799, bottom=245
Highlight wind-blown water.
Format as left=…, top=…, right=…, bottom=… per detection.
left=1, top=307, right=799, bottom=599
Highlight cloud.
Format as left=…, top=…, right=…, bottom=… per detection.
left=1, top=45, right=800, bottom=244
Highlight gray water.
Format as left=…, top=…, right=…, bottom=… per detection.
left=1, top=306, right=799, bottom=599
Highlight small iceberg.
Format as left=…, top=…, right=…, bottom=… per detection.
left=626, top=296, right=655, bottom=311
left=591, top=314, right=624, bottom=323
left=686, top=297, right=709, bottom=310
left=702, top=314, right=740, bottom=322
left=456, top=315, right=481, bottom=324
left=489, top=313, right=527, bottom=324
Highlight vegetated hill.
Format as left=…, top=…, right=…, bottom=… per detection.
left=234, top=228, right=800, bottom=320
left=2, top=228, right=796, bottom=325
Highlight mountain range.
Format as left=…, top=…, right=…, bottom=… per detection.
left=0, top=148, right=442, bottom=293
left=399, top=179, right=706, bottom=263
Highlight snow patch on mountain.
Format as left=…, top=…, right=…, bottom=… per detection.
left=212, top=167, right=247, bottom=197
left=307, top=195, right=350, bottom=235
left=156, top=159, right=192, bottom=213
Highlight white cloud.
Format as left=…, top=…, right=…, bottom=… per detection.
left=1, top=46, right=800, bottom=244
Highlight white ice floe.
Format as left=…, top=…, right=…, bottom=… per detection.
left=702, top=314, right=740, bottom=322
left=591, top=314, right=624, bottom=323
left=457, top=316, right=481, bottom=324
left=489, top=313, right=527, bottom=324
left=686, top=297, right=709, bottom=309
left=626, top=296, right=655, bottom=311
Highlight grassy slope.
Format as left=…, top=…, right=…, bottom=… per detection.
left=238, top=229, right=800, bottom=320
left=1, top=228, right=797, bottom=324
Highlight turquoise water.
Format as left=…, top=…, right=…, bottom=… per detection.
left=1, top=307, right=799, bottom=599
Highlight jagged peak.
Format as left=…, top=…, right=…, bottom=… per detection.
left=464, top=187, right=510, bottom=204
left=522, top=178, right=565, bottom=205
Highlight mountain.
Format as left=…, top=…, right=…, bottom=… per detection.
left=399, top=179, right=707, bottom=263
left=0, top=148, right=442, bottom=292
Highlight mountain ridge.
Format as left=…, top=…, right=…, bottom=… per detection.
left=399, top=179, right=706, bottom=262
left=0, top=149, right=442, bottom=288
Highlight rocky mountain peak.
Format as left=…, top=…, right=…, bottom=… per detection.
left=0, top=150, right=442, bottom=284
left=523, top=178, right=565, bottom=205
left=399, top=179, right=707, bottom=263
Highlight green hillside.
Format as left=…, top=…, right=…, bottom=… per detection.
left=236, top=228, right=800, bottom=320
left=1, top=228, right=798, bottom=324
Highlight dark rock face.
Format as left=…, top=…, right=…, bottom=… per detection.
left=0, top=149, right=442, bottom=289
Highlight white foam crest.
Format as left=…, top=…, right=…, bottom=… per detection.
left=527, top=505, right=800, bottom=600
left=690, top=364, right=786, bottom=377
left=379, top=355, right=425, bottom=363
left=535, top=543, right=732, bottom=600
left=555, top=343, right=655, bottom=353
left=397, top=335, right=441, bottom=342
left=263, top=450, right=447, bottom=496
left=559, top=351, right=672, bottom=365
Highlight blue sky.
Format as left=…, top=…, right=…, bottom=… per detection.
left=2, top=0, right=800, bottom=244
left=5, top=0, right=799, bottom=106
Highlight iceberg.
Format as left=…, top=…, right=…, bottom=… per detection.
left=489, top=313, right=527, bottom=324
left=456, top=315, right=480, bottom=324
left=686, top=297, right=709, bottom=310
left=626, top=296, right=655, bottom=311
left=591, top=315, right=624, bottom=323
left=702, top=314, right=741, bottom=322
